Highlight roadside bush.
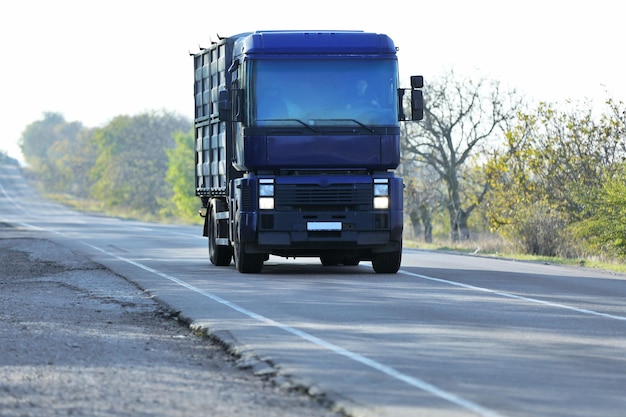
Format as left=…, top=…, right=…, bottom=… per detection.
left=512, top=203, right=574, bottom=257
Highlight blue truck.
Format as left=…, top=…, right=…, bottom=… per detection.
left=193, top=30, right=423, bottom=273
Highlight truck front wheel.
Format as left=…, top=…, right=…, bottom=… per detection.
left=372, top=250, right=401, bottom=274
left=233, top=231, right=264, bottom=273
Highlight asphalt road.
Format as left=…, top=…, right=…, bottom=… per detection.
left=2, top=163, right=625, bottom=417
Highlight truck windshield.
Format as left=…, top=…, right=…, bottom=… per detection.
left=249, top=59, right=398, bottom=128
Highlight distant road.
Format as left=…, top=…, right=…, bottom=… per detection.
left=2, top=163, right=625, bottom=417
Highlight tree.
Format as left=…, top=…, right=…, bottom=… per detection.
left=90, top=111, right=190, bottom=214
left=403, top=70, right=520, bottom=241
left=400, top=160, right=441, bottom=243
left=20, top=112, right=65, bottom=170
left=485, top=98, right=626, bottom=257
left=575, top=164, right=626, bottom=258
left=163, top=130, right=197, bottom=221
left=63, top=127, right=98, bottom=197
left=19, top=112, right=86, bottom=191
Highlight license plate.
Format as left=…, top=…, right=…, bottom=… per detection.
left=307, top=221, right=342, bottom=231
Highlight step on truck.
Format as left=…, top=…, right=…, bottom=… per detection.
left=193, top=30, right=423, bottom=273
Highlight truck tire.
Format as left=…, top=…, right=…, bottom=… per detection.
left=233, top=230, right=264, bottom=273
left=208, top=201, right=232, bottom=266
left=372, top=250, right=401, bottom=274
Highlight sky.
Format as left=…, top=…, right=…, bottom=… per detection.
left=1, top=0, right=624, bottom=162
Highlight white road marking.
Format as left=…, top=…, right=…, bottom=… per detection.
left=400, top=270, right=626, bottom=321
left=78, top=240, right=504, bottom=417
left=1, top=170, right=620, bottom=416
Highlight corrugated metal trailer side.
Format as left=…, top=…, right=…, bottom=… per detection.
left=194, top=39, right=233, bottom=199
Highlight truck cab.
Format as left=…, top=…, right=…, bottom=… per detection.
left=194, top=31, right=423, bottom=273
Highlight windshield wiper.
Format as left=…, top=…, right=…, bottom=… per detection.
left=315, top=119, right=376, bottom=133
left=257, top=118, right=376, bottom=133
left=257, top=118, right=319, bottom=133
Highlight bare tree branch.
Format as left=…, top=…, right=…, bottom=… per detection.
left=402, top=69, right=521, bottom=241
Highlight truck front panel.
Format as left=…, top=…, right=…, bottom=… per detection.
left=233, top=174, right=403, bottom=256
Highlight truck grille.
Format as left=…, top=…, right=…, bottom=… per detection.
left=241, top=183, right=253, bottom=211
left=275, top=183, right=371, bottom=209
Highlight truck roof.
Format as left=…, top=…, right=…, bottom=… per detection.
left=231, top=30, right=397, bottom=56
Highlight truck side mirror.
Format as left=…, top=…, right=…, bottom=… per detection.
left=398, top=76, right=425, bottom=121
left=411, top=89, right=424, bottom=121
left=410, top=75, right=424, bottom=121
left=218, top=89, right=230, bottom=121
left=411, top=75, right=424, bottom=89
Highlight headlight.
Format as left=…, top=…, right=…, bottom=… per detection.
left=259, top=197, right=275, bottom=210
left=374, top=183, right=389, bottom=196
left=259, top=179, right=274, bottom=210
left=259, top=184, right=274, bottom=197
left=373, top=178, right=389, bottom=209
left=373, top=196, right=389, bottom=209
